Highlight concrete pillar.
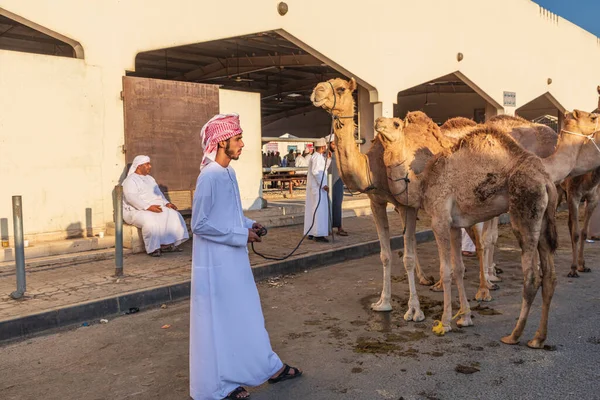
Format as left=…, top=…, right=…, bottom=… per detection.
left=485, top=102, right=499, bottom=121
left=558, top=111, right=564, bottom=132
left=358, top=86, right=375, bottom=153
left=503, top=107, right=516, bottom=117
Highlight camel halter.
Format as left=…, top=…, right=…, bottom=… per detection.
left=560, top=115, right=600, bottom=154
left=326, top=81, right=376, bottom=193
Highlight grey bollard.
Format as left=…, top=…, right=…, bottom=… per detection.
left=10, top=196, right=26, bottom=299
left=114, top=185, right=124, bottom=276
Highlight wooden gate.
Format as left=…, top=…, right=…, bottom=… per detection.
left=122, top=77, right=219, bottom=209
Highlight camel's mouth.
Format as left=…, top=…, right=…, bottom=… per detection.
left=311, top=96, right=328, bottom=108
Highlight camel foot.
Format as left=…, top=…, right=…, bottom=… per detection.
left=432, top=321, right=451, bottom=336
left=527, top=337, right=546, bottom=349
left=577, top=266, right=591, bottom=273
left=486, top=281, right=500, bottom=291
left=567, top=271, right=580, bottom=278
left=475, top=288, right=493, bottom=302
left=500, top=335, right=520, bottom=345
left=418, top=275, right=435, bottom=286
left=429, top=280, right=444, bottom=292
left=495, top=266, right=503, bottom=274
left=404, top=307, right=425, bottom=322
left=488, top=275, right=502, bottom=283
left=456, top=315, right=473, bottom=328
left=371, top=299, right=392, bottom=312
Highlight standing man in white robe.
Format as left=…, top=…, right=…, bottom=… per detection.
left=122, top=155, right=189, bottom=257
left=303, top=137, right=331, bottom=243
left=191, top=114, right=302, bottom=400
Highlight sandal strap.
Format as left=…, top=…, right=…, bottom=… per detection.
left=226, top=386, right=248, bottom=399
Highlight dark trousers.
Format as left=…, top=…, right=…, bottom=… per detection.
left=332, top=179, right=344, bottom=228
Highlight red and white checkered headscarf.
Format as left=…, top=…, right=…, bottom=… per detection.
left=200, top=113, right=243, bottom=170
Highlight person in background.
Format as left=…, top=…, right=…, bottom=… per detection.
left=285, top=149, right=296, bottom=167
left=122, top=155, right=189, bottom=257
left=327, top=134, right=348, bottom=236
left=303, top=137, right=331, bottom=243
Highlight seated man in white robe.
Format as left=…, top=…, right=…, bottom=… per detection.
left=190, top=114, right=302, bottom=400
left=303, top=137, right=331, bottom=243
left=122, top=155, right=189, bottom=257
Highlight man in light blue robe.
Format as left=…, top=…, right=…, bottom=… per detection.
left=190, top=114, right=302, bottom=400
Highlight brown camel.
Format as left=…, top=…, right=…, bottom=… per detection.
left=487, top=111, right=600, bottom=278
left=310, top=78, right=433, bottom=321
left=377, top=115, right=558, bottom=348
left=443, top=112, right=600, bottom=284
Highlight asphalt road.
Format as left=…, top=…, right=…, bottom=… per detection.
left=1, top=215, right=600, bottom=400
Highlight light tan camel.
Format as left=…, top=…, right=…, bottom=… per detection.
left=377, top=115, right=559, bottom=348
left=310, top=78, right=433, bottom=321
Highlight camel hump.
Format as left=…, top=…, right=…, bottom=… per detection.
left=455, top=126, right=528, bottom=158
left=440, top=117, right=477, bottom=131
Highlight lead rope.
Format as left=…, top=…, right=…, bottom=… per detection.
left=251, top=85, right=342, bottom=260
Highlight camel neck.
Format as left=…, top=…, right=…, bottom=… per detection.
left=542, top=123, right=591, bottom=183
left=332, top=106, right=373, bottom=192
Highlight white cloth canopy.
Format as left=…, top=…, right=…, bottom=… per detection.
left=190, top=162, right=283, bottom=400
left=122, top=173, right=189, bottom=253
left=303, top=152, right=331, bottom=237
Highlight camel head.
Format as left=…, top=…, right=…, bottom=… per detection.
left=374, top=117, right=404, bottom=143
left=564, top=109, right=599, bottom=134
left=311, top=77, right=357, bottom=115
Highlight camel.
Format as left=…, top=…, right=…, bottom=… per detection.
left=485, top=111, right=600, bottom=278
left=377, top=115, right=559, bottom=348
left=442, top=112, right=600, bottom=285
left=310, top=77, right=433, bottom=322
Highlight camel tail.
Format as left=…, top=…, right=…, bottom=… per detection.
left=544, top=182, right=559, bottom=253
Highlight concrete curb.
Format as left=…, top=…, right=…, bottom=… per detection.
left=0, top=229, right=434, bottom=342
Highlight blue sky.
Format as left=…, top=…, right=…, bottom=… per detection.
left=534, top=0, right=600, bottom=37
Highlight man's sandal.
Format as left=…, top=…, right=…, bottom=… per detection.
left=223, top=386, right=250, bottom=399
left=162, top=244, right=183, bottom=253
left=148, top=249, right=161, bottom=257
left=268, top=364, right=302, bottom=384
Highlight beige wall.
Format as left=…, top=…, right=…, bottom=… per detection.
left=0, top=50, right=106, bottom=240
left=1, top=0, right=600, bottom=237
left=396, top=93, right=489, bottom=124
left=219, top=89, right=263, bottom=210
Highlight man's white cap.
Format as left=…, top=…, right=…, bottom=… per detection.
left=326, top=134, right=335, bottom=143
left=314, top=137, right=327, bottom=147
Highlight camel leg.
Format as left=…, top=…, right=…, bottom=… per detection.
left=401, top=207, right=425, bottom=322
left=567, top=193, right=581, bottom=277
left=450, top=227, right=473, bottom=327
left=472, top=224, right=493, bottom=302
left=484, top=217, right=502, bottom=281
left=501, top=220, right=542, bottom=345
left=399, top=207, right=434, bottom=286
left=370, top=201, right=393, bottom=312
left=431, top=218, right=453, bottom=335
left=577, top=196, right=597, bottom=273
left=527, top=219, right=557, bottom=349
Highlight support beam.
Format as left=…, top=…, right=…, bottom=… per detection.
left=262, top=105, right=316, bottom=125
left=177, top=54, right=322, bottom=81
left=0, top=8, right=84, bottom=59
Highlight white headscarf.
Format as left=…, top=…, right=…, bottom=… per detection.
left=127, top=155, right=150, bottom=176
